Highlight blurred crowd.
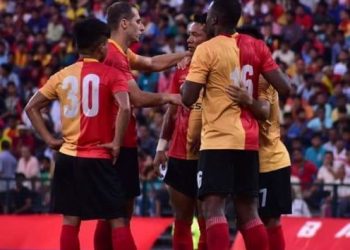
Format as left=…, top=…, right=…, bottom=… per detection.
left=0, top=0, right=350, bottom=217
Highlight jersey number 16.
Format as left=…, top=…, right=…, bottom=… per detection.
left=230, top=64, right=254, bottom=96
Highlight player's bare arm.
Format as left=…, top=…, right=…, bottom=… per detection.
left=262, top=69, right=291, bottom=96
left=25, top=92, right=63, bottom=150
left=101, top=92, right=131, bottom=161
left=181, top=81, right=203, bottom=107
left=128, top=79, right=182, bottom=107
left=131, top=52, right=191, bottom=72
left=226, top=85, right=270, bottom=120
left=153, top=104, right=177, bottom=176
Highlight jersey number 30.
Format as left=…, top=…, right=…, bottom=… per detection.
left=62, top=74, right=100, bottom=118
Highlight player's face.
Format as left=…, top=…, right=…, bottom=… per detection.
left=126, top=8, right=145, bottom=43
left=187, top=22, right=207, bottom=53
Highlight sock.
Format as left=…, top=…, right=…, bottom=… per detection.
left=60, top=225, right=80, bottom=250
left=112, top=226, right=137, bottom=250
left=267, top=225, right=285, bottom=250
left=240, top=219, right=269, bottom=250
left=173, top=219, right=193, bottom=250
left=94, top=220, right=113, bottom=250
left=206, top=216, right=230, bottom=250
left=198, top=217, right=207, bottom=250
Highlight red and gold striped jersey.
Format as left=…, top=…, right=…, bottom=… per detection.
left=258, top=77, right=291, bottom=173
left=168, top=67, right=202, bottom=160
left=104, top=39, right=139, bottom=148
left=186, top=34, right=278, bottom=150
left=40, top=58, right=128, bottom=159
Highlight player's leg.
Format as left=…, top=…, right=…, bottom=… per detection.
left=61, top=216, right=81, bottom=250
left=94, top=148, right=138, bottom=250
left=163, top=158, right=198, bottom=250
left=198, top=150, right=234, bottom=250
left=108, top=218, right=136, bottom=250
left=259, top=167, right=292, bottom=250
left=197, top=200, right=207, bottom=250
left=50, top=153, right=81, bottom=250
left=233, top=150, right=268, bottom=250
left=169, top=186, right=196, bottom=250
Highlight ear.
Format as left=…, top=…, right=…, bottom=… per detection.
left=120, top=19, right=128, bottom=30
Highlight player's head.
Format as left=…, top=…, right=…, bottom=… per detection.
left=187, top=13, right=208, bottom=53
left=107, top=1, right=144, bottom=43
left=206, top=0, right=242, bottom=37
left=73, top=18, right=110, bottom=61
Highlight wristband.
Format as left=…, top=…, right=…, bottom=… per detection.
left=156, top=138, right=168, bottom=151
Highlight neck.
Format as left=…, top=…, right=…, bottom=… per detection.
left=80, top=54, right=99, bottom=60
left=215, top=27, right=235, bottom=36
left=110, top=30, right=130, bottom=53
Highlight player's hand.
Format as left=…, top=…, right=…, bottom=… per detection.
left=226, top=84, right=253, bottom=106
left=47, top=138, right=64, bottom=150
left=177, top=56, right=191, bottom=70
left=153, top=151, right=168, bottom=178
left=166, top=93, right=185, bottom=107
left=189, top=138, right=201, bottom=154
left=99, top=142, right=120, bottom=164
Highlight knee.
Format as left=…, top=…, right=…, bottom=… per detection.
left=234, top=196, right=259, bottom=223
left=202, top=196, right=226, bottom=219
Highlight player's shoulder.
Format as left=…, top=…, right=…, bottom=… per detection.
left=51, top=62, right=81, bottom=79
left=236, top=33, right=264, bottom=47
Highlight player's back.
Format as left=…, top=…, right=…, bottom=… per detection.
left=188, top=33, right=278, bottom=151
left=40, top=58, right=127, bottom=159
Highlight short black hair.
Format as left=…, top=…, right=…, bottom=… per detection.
left=1, top=140, right=10, bottom=150
left=73, top=18, right=110, bottom=52
left=211, top=0, right=241, bottom=29
left=237, top=26, right=264, bottom=40
left=192, top=13, right=207, bottom=25
left=107, top=1, right=136, bottom=30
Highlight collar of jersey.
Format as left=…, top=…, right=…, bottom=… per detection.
left=219, top=32, right=238, bottom=38
left=108, top=39, right=127, bottom=56
left=80, top=58, right=99, bottom=62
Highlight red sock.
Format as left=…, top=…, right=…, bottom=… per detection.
left=240, top=219, right=269, bottom=250
left=206, top=217, right=230, bottom=250
left=112, top=226, right=136, bottom=250
left=94, top=220, right=113, bottom=250
left=173, top=219, right=193, bottom=250
left=267, top=225, right=285, bottom=250
left=198, top=217, right=207, bottom=250
left=60, top=225, right=80, bottom=250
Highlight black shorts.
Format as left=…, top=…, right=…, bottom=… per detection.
left=114, top=147, right=140, bottom=199
left=197, top=150, right=259, bottom=199
left=51, top=153, right=126, bottom=220
left=258, top=166, right=292, bottom=218
left=163, top=157, right=198, bottom=198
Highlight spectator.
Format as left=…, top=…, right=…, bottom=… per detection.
left=305, top=133, right=327, bottom=168
left=0, top=39, right=9, bottom=65
left=6, top=173, right=32, bottom=214
left=0, top=140, right=17, bottom=206
left=272, top=41, right=295, bottom=66
left=295, top=4, right=313, bottom=31
left=323, top=128, right=339, bottom=152
left=333, top=138, right=347, bottom=169
left=138, top=72, right=160, bottom=93
left=291, top=149, right=318, bottom=191
left=0, top=63, right=20, bottom=89
left=16, top=145, right=40, bottom=189
left=287, top=108, right=310, bottom=139
left=331, top=94, right=350, bottom=122
left=307, top=106, right=333, bottom=132
left=138, top=125, right=157, bottom=157
left=45, top=13, right=65, bottom=43
left=282, top=10, right=303, bottom=50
